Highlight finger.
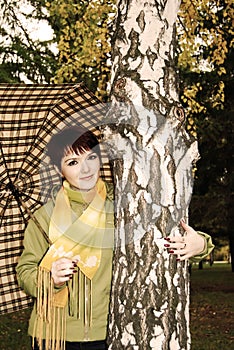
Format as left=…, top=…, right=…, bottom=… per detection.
left=177, top=252, right=193, bottom=261
left=176, top=248, right=188, bottom=255
left=166, top=235, right=185, bottom=244
left=164, top=243, right=186, bottom=252
left=167, top=245, right=190, bottom=257
left=55, top=257, right=73, bottom=264
left=165, top=242, right=186, bottom=250
left=58, top=275, right=71, bottom=282
left=58, top=263, right=74, bottom=271
left=180, top=220, right=196, bottom=236
left=180, top=219, right=190, bottom=231
left=53, top=261, right=74, bottom=271
left=56, top=268, right=75, bottom=277
left=54, top=276, right=71, bottom=284
left=52, top=271, right=72, bottom=285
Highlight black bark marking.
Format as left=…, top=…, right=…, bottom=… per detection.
left=136, top=10, right=146, bottom=32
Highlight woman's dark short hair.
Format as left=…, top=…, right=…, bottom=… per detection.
left=47, top=126, right=101, bottom=169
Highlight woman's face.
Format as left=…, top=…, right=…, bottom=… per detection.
left=61, top=149, right=101, bottom=191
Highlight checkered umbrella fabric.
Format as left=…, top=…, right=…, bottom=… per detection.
left=0, top=83, right=112, bottom=314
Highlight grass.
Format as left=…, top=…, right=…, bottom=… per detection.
left=0, top=263, right=233, bottom=349
left=190, top=262, right=234, bottom=350
left=0, top=306, right=32, bottom=349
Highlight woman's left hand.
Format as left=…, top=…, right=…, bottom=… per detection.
left=165, top=219, right=206, bottom=261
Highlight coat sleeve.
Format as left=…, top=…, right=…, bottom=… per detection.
left=16, top=204, right=51, bottom=297
left=190, top=231, right=215, bottom=263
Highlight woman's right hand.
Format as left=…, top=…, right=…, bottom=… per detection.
left=51, top=258, right=76, bottom=286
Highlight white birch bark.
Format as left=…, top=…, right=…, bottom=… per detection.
left=105, top=1, right=199, bottom=349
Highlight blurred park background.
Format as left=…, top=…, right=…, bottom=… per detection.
left=0, top=0, right=233, bottom=348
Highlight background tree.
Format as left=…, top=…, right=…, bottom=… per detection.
left=0, top=0, right=114, bottom=99
left=177, top=0, right=234, bottom=270
left=0, top=0, right=57, bottom=82
left=45, top=0, right=114, bottom=99
left=105, top=0, right=198, bottom=348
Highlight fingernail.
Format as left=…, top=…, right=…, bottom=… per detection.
left=164, top=244, right=170, bottom=248
left=168, top=250, right=174, bottom=254
left=176, top=258, right=180, bottom=261
left=73, top=269, right=78, bottom=273
left=165, top=237, right=171, bottom=241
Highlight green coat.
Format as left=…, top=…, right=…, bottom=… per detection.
left=16, top=182, right=114, bottom=342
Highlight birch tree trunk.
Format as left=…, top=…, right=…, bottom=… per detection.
left=105, top=0, right=199, bottom=349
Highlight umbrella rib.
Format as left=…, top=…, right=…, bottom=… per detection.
left=0, top=142, right=51, bottom=245
left=14, top=85, right=74, bottom=180
left=0, top=147, right=28, bottom=230
left=0, top=194, right=12, bottom=228
left=17, top=196, right=52, bottom=245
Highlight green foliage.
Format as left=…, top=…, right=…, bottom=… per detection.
left=178, top=0, right=233, bottom=116
left=177, top=0, right=234, bottom=243
left=45, top=0, right=115, bottom=99
left=0, top=0, right=57, bottom=83
left=0, top=0, right=115, bottom=98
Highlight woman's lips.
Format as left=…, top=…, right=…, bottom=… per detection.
left=79, top=175, right=93, bottom=181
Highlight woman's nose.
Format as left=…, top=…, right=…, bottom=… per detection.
left=80, top=160, right=90, bottom=173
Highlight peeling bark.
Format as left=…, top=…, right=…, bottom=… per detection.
left=105, top=1, right=199, bottom=349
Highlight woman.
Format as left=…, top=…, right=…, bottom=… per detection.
left=16, top=126, right=214, bottom=350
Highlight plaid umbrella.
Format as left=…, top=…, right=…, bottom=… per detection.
left=0, top=83, right=112, bottom=314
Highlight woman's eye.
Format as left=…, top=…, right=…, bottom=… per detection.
left=88, top=154, right=98, bottom=161
left=68, top=160, right=78, bottom=166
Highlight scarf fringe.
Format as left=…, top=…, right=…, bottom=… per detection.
left=67, top=268, right=80, bottom=319
left=68, top=268, right=92, bottom=331
left=33, top=267, right=67, bottom=350
left=34, top=267, right=93, bottom=349
left=84, top=275, right=92, bottom=331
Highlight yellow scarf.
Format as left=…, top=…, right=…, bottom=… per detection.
left=34, top=179, right=107, bottom=350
